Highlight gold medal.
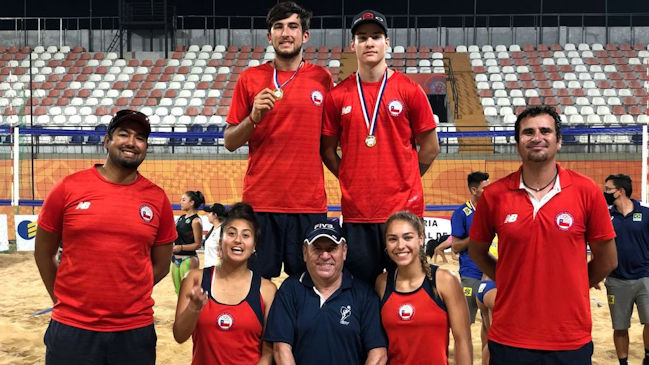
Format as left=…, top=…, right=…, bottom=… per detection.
left=365, top=135, right=376, bottom=147
left=273, top=88, right=283, bottom=100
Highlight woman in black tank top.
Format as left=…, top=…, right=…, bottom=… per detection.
left=171, top=191, right=205, bottom=294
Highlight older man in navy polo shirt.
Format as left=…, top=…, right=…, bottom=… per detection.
left=265, top=219, right=387, bottom=364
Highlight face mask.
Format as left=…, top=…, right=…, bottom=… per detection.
left=604, top=192, right=616, bottom=205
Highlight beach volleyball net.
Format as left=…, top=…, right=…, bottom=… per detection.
left=0, top=122, right=645, bottom=217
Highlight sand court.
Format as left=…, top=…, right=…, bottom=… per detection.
left=0, top=251, right=644, bottom=364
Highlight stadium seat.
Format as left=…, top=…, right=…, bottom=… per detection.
left=569, top=115, right=584, bottom=124
left=602, top=115, right=618, bottom=124
left=481, top=98, right=494, bottom=106
left=484, top=107, right=497, bottom=117
left=620, top=115, right=635, bottom=124
left=596, top=106, right=611, bottom=115
left=586, top=115, right=601, bottom=124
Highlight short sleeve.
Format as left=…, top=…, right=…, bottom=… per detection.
left=407, top=83, right=436, bottom=135
left=226, top=72, right=252, bottom=126
left=359, top=287, right=388, bottom=351
left=154, top=193, right=178, bottom=245
left=469, top=192, right=496, bottom=244
left=264, top=279, right=297, bottom=345
left=322, top=91, right=341, bottom=137
left=450, top=207, right=467, bottom=239
left=38, top=179, right=66, bottom=234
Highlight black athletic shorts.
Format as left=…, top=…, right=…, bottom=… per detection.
left=44, top=319, right=156, bottom=365
left=489, top=340, right=593, bottom=365
left=248, top=212, right=327, bottom=278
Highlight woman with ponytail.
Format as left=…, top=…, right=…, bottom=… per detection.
left=171, top=190, right=205, bottom=294
left=376, top=210, right=472, bottom=365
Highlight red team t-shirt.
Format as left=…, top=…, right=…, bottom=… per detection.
left=38, top=166, right=177, bottom=331
left=322, top=71, right=436, bottom=222
left=469, top=165, right=616, bottom=350
left=226, top=61, right=332, bottom=213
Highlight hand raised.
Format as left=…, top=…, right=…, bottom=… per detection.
left=187, top=284, right=209, bottom=313
left=250, top=88, right=277, bottom=125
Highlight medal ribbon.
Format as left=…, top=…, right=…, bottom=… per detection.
left=273, top=60, right=304, bottom=90
left=356, top=69, right=388, bottom=138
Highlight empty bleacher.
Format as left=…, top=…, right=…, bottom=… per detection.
left=0, top=42, right=647, bottom=151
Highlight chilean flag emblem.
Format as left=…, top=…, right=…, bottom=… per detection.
left=311, top=90, right=323, bottom=106
left=217, top=313, right=234, bottom=330
left=555, top=212, right=574, bottom=231
left=398, top=304, right=415, bottom=321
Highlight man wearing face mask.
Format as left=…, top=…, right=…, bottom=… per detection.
left=604, top=174, right=649, bottom=365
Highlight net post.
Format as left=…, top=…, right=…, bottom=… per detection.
left=12, top=127, right=19, bottom=207
left=643, top=125, right=648, bottom=204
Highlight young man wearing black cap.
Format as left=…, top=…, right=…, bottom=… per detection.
left=321, top=10, right=440, bottom=286
left=264, top=219, right=388, bottom=365
left=224, top=1, right=333, bottom=281
left=34, top=109, right=177, bottom=365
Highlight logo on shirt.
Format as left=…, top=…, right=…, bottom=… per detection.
left=76, top=201, right=91, bottom=210
left=504, top=214, right=518, bottom=223
left=634, top=213, right=642, bottom=222
left=217, top=313, right=234, bottom=330
left=339, top=305, right=351, bottom=325
left=555, top=212, right=574, bottom=231
left=463, top=207, right=472, bottom=216
left=387, top=100, right=403, bottom=117
left=342, top=105, right=352, bottom=115
left=139, top=205, right=154, bottom=223
left=398, top=304, right=415, bottom=321
left=311, top=90, right=323, bottom=106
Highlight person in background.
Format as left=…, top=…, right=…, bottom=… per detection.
left=171, top=190, right=205, bottom=294
left=451, top=171, right=489, bottom=333
left=603, top=174, right=649, bottom=365
left=476, top=279, right=497, bottom=365
left=202, top=203, right=226, bottom=268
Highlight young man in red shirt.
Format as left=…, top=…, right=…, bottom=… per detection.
left=469, top=106, right=617, bottom=364
left=321, top=9, right=440, bottom=285
left=34, top=109, right=177, bottom=364
left=224, top=1, right=332, bottom=279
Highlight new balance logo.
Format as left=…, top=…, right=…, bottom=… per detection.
left=76, top=202, right=91, bottom=210
left=504, top=214, right=518, bottom=223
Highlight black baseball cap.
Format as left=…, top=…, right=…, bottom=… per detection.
left=107, top=109, right=151, bottom=137
left=304, top=219, right=346, bottom=245
left=203, top=203, right=226, bottom=217
left=351, top=10, right=388, bottom=35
